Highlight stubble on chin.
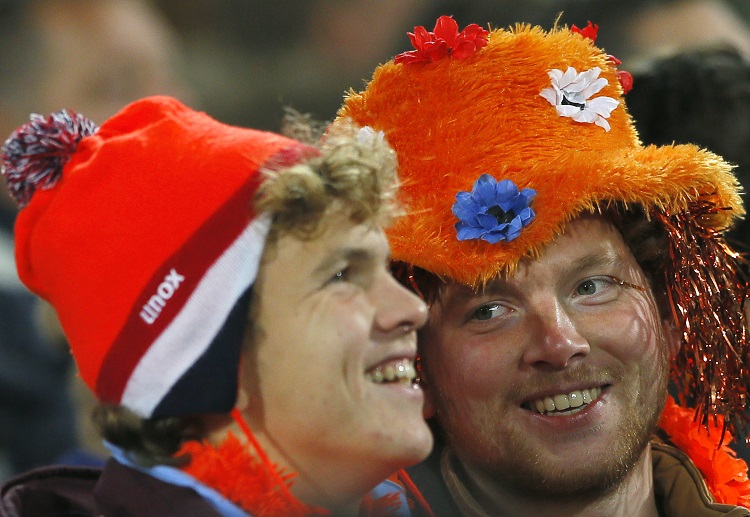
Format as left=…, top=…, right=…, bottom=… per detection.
left=436, top=357, right=670, bottom=502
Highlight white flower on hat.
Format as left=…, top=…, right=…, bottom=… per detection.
left=357, top=125, right=386, bottom=145
left=539, top=66, right=619, bottom=131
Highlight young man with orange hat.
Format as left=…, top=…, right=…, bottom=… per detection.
left=0, top=96, right=435, bottom=516
left=339, top=16, right=750, bottom=516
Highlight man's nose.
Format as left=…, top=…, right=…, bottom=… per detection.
left=522, top=301, right=590, bottom=370
left=375, top=273, right=429, bottom=334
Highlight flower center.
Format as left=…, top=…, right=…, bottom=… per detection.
left=487, top=205, right=516, bottom=224
left=561, top=95, right=586, bottom=110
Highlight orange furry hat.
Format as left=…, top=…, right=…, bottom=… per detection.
left=340, top=19, right=743, bottom=287
left=339, top=17, right=750, bottom=440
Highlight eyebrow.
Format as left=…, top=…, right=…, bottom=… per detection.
left=312, top=246, right=387, bottom=277
left=447, top=247, right=634, bottom=305
left=564, top=249, right=622, bottom=281
left=475, top=248, right=625, bottom=296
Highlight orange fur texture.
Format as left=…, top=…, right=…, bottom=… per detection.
left=340, top=24, right=742, bottom=287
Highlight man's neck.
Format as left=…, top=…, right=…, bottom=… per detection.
left=444, top=445, right=660, bottom=517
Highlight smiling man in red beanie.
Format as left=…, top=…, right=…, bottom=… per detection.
left=0, top=96, right=435, bottom=516
left=339, top=16, right=750, bottom=517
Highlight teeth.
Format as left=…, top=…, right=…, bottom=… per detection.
left=528, top=387, right=602, bottom=415
left=553, top=394, right=570, bottom=410
left=365, top=361, right=416, bottom=385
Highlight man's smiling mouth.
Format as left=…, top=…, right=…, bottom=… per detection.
left=523, top=386, right=604, bottom=416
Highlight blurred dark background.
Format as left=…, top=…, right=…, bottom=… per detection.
left=152, top=0, right=750, bottom=130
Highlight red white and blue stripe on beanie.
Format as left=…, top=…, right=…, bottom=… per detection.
left=97, top=199, right=271, bottom=418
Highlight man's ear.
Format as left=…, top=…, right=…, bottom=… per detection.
left=235, top=353, right=257, bottom=414
left=662, top=317, right=681, bottom=359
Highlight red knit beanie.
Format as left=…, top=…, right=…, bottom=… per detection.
left=1, top=96, right=314, bottom=418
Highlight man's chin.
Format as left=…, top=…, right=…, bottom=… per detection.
left=453, top=415, right=657, bottom=501
left=491, top=452, right=641, bottom=500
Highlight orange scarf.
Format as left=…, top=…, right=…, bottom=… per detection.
left=176, top=409, right=432, bottom=516
left=659, top=395, right=750, bottom=507
left=178, top=433, right=324, bottom=516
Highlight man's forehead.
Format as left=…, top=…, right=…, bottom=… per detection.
left=443, top=221, right=631, bottom=298
left=310, top=223, right=389, bottom=268
left=314, top=242, right=387, bottom=273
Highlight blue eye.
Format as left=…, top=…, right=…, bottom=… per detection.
left=574, top=275, right=646, bottom=299
left=573, top=275, right=643, bottom=304
left=576, top=278, right=609, bottom=296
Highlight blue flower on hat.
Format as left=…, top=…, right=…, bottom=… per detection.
left=452, top=175, right=536, bottom=244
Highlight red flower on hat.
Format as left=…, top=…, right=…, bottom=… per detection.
left=616, top=70, right=633, bottom=94
left=395, top=15, right=489, bottom=65
left=571, top=21, right=599, bottom=41
left=571, top=21, right=633, bottom=94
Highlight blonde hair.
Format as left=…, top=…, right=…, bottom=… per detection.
left=256, top=116, right=399, bottom=242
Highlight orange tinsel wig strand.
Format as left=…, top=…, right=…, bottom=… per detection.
left=655, top=206, right=750, bottom=442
